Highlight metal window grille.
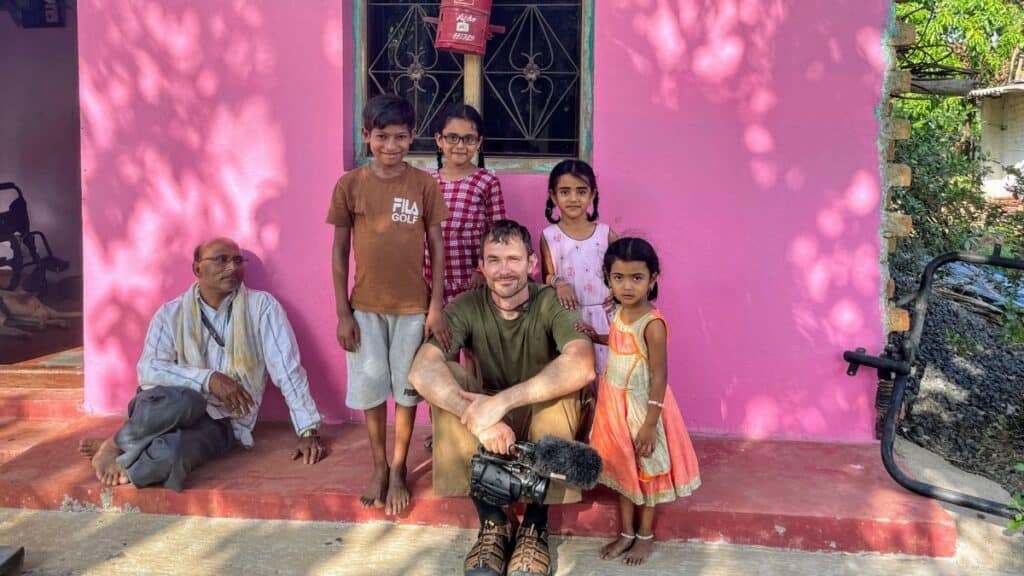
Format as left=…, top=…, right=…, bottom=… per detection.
left=365, top=1, right=584, bottom=158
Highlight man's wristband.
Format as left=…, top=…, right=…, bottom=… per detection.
left=300, top=428, right=319, bottom=438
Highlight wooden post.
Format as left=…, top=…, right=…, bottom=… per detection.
left=464, top=54, right=483, bottom=109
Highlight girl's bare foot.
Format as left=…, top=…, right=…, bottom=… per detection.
left=385, top=465, right=410, bottom=516
left=90, top=440, right=130, bottom=486
left=622, top=534, right=654, bottom=565
left=360, top=465, right=388, bottom=509
left=600, top=533, right=635, bottom=560
left=79, top=437, right=104, bottom=458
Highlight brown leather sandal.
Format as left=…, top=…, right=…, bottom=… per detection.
left=508, top=524, right=551, bottom=576
left=464, top=518, right=516, bottom=576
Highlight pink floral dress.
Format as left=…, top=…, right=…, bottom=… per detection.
left=542, top=222, right=611, bottom=376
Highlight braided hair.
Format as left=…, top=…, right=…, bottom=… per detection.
left=546, top=159, right=599, bottom=224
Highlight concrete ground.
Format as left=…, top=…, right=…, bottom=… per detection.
left=0, top=507, right=1018, bottom=576
left=0, top=438, right=1019, bottom=576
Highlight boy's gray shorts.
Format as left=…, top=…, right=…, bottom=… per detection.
left=345, top=310, right=426, bottom=410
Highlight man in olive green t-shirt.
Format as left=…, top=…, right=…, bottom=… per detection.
left=409, top=219, right=595, bottom=576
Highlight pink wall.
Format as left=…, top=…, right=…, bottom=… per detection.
left=80, top=0, right=888, bottom=442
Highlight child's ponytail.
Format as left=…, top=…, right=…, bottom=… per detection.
left=436, top=148, right=444, bottom=170
left=545, top=197, right=559, bottom=224
left=587, top=190, right=600, bottom=222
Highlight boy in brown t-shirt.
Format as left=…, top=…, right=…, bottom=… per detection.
left=327, top=94, right=450, bottom=516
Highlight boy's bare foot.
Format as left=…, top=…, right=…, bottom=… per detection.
left=91, top=440, right=131, bottom=486
left=360, top=465, right=388, bottom=509
left=79, top=437, right=104, bottom=458
left=622, top=535, right=654, bottom=565
left=600, top=533, right=635, bottom=560
left=385, top=465, right=410, bottom=516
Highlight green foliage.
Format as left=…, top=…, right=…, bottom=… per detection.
left=897, top=0, right=1024, bottom=85
left=999, top=301, right=1024, bottom=346
left=1010, top=464, right=1024, bottom=531
left=891, top=1, right=1024, bottom=266
left=890, top=101, right=1006, bottom=256
left=1005, top=166, right=1024, bottom=202
left=945, top=327, right=983, bottom=354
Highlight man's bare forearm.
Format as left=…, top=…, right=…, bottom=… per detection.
left=495, top=340, right=595, bottom=412
left=409, top=345, right=471, bottom=417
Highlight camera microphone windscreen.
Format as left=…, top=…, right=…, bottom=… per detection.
left=533, top=435, right=603, bottom=489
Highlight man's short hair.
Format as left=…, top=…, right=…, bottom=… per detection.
left=362, top=94, right=416, bottom=132
left=481, top=219, right=534, bottom=257
left=193, top=243, right=204, bottom=263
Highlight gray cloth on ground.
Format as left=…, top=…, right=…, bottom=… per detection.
left=114, top=386, right=235, bottom=492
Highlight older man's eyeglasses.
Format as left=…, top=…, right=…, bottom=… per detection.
left=201, top=255, right=247, bottom=267
left=442, top=133, right=481, bottom=146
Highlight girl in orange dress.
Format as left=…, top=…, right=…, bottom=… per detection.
left=578, top=237, right=701, bottom=566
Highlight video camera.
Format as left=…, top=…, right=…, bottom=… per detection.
left=469, top=435, right=603, bottom=507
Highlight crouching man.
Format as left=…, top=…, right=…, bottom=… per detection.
left=409, top=220, right=595, bottom=576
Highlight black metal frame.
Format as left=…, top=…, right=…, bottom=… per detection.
left=843, top=247, right=1024, bottom=519
left=0, top=181, right=69, bottom=294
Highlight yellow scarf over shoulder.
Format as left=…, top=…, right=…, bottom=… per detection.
left=175, top=282, right=260, bottom=389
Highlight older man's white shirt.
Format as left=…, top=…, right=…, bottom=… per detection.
left=137, top=288, right=322, bottom=448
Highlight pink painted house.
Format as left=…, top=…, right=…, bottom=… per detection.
left=20, top=0, right=891, bottom=442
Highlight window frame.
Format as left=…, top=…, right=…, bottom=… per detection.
left=352, top=0, right=594, bottom=172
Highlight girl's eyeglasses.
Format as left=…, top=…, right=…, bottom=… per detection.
left=441, top=133, right=481, bottom=146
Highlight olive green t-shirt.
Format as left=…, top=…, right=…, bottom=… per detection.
left=427, top=283, right=591, bottom=393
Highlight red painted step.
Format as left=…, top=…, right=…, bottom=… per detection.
left=0, top=388, right=84, bottom=419
left=0, top=418, right=72, bottom=464
left=0, top=417, right=956, bottom=557
left=0, top=347, right=83, bottom=389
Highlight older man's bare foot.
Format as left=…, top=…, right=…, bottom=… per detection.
left=622, top=535, right=654, bottom=566
left=600, top=534, right=635, bottom=560
left=360, top=465, right=388, bottom=508
left=91, top=440, right=130, bottom=486
left=79, top=437, right=105, bottom=458
left=385, top=465, right=410, bottom=516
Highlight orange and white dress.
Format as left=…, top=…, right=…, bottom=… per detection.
left=589, top=308, right=701, bottom=506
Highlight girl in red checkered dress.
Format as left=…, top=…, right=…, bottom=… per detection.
left=427, top=104, right=507, bottom=306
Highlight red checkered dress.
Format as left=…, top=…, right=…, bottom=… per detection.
left=425, top=168, right=507, bottom=303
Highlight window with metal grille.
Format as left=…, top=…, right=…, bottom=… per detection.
left=358, top=1, right=591, bottom=166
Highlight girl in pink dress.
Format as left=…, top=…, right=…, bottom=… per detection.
left=540, top=159, right=617, bottom=379
left=580, top=238, right=701, bottom=567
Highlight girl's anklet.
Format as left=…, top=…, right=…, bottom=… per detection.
left=620, top=532, right=636, bottom=539
left=635, top=533, right=654, bottom=540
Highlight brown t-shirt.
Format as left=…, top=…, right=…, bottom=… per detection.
left=326, top=164, right=449, bottom=314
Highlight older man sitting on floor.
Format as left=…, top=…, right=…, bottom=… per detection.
left=79, top=237, right=325, bottom=491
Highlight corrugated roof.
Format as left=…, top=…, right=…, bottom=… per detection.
left=969, top=82, right=1024, bottom=98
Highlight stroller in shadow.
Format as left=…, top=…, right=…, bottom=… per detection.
left=0, top=181, right=69, bottom=295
